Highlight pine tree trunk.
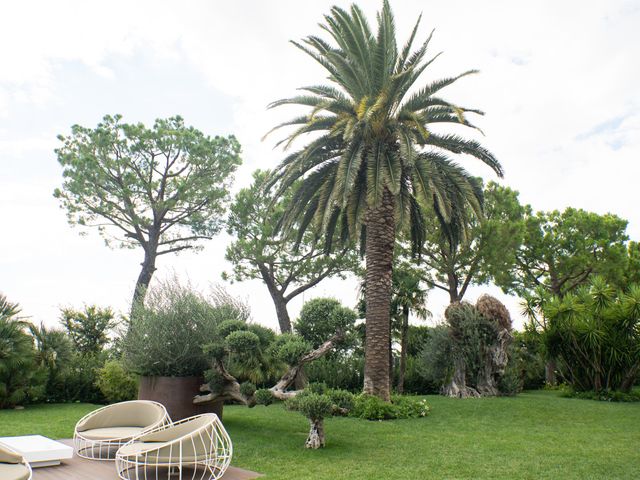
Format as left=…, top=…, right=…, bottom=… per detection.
left=397, top=306, right=410, bottom=394
left=273, top=294, right=292, bottom=333
left=363, top=189, right=395, bottom=402
left=305, top=419, right=325, bottom=449
left=131, top=249, right=156, bottom=313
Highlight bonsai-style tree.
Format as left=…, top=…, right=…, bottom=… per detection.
left=295, top=393, right=333, bottom=449
left=54, top=115, right=242, bottom=310
left=266, top=1, right=502, bottom=400
left=225, top=170, right=359, bottom=333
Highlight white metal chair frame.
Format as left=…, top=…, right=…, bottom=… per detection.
left=115, top=413, right=232, bottom=480
left=74, top=400, right=171, bottom=461
left=0, top=442, right=33, bottom=480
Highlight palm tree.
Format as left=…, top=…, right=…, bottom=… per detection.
left=267, top=1, right=502, bottom=400
left=391, top=264, right=429, bottom=394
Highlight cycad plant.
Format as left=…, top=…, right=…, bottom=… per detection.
left=0, top=294, right=43, bottom=408
left=267, top=1, right=502, bottom=400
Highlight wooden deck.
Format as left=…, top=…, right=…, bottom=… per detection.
left=32, top=440, right=261, bottom=480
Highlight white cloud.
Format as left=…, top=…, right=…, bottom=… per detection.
left=0, top=0, right=639, bottom=330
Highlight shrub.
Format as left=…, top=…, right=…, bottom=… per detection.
left=560, top=388, right=640, bottom=403
left=124, top=280, right=245, bottom=377
left=254, top=388, right=274, bottom=406
left=390, top=395, right=431, bottom=418
left=217, top=319, right=248, bottom=338
left=240, top=382, right=257, bottom=398
left=351, top=394, right=397, bottom=420
left=351, top=394, right=432, bottom=420
left=294, top=298, right=357, bottom=348
left=296, top=393, right=333, bottom=421
left=307, top=382, right=328, bottom=395
left=96, top=361, right=138, bottom=403
left=0, top=297, right=46, bottom=408
left=305, top=355, right=364, bottom=391
left=327, top=389, right=355, bottom=413
left=542, top=278, right=640, bottom=393
left=270, top=335, right=311, bottom=366
left=226, top=331, right=261, bottom=354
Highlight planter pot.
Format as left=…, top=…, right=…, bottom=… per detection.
left=138, top=376, right=223, bottom=421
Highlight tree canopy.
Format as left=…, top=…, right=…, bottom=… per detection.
left=54, top=114, right=242, bottom=308
left=225, top=170, right=359, bottom=332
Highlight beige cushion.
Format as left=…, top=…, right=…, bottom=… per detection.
left=0, top=463, right=30, bottom=480
left=79, top=426, right=145, bottom=440
left=138, top=415, right=211, bottom=443
left=118, top=440, right=207, bottom=464
left=77, top=401, right=165, bottom=432
left=0, top=444, right=23, bottom=464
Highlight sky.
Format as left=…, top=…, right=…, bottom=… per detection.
left=1, top=0, right=639, bottom=332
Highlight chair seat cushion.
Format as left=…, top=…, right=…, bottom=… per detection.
left=0, top=463, right=30, bottom=480
left=80, top=426, right=145, bottom=440
left=118, top=441, right=203, bottom=464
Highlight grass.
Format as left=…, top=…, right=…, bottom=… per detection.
left=1, top=391, right=638, bottom=479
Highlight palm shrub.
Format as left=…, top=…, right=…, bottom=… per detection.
left=267, top=1, right=502, bottom=400
left=541, top=277, right=640, bottom=393
left=0, top=295, right=44, bottom=408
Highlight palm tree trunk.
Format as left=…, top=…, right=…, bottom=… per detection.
left=363, top=189, right=395, bottom=401
left=397, top=306, right=410, bottom=394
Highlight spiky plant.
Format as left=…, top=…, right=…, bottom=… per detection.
left=267, top=1, right=502, bottom=400
left=0, top=294, right=42, bottom=408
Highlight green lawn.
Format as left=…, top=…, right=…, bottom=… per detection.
left=1, top=391, right=638, bottom=479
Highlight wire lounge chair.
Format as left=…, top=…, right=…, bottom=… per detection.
left=115, top=413, right=232, bottom=480
left=74, top=400, right=171, bottom=460
left=0, top=442, right=32, bottom=480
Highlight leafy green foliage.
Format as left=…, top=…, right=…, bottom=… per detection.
left=254, top=389, right=274, bottom=406
left=54, top=114, right=241, bottom=251
left=225, top=170, right=359, bottom=332
left=497, top=208, right=629, bottom=298
left=294, top=298, right=357, bottom=348
left=267, top=2, right=502, bottom=256
left=351, top=394, right=431, bottom=420
left=539, top=277, right=640, bottom=393
left=305, top=355, right=364, bottom=391
left=326, top=389, right=356, bottom=412
left=292, top=393, right=333, bottom=421
left=226, top=331, right=261, bottom=354
left=60, top=305, right=116, bottom=355
left=239, top=382, right=257, bottom=398
left=124, top=279, right=248, bottom=377
left=96, top=360, right=138, bottom=403
left=0, top=295, right=45, bottom=408
left=420, top=182, right=525, bottom=302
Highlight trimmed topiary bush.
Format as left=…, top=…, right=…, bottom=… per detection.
left=254, top=388, right=274, bottom=406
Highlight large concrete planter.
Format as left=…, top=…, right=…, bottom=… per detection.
left=138, top=376, right=223, bottom=421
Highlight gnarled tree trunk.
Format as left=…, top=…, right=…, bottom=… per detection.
left=442, top=355, right=480, bottom=398
left=305, top=419, right=325, bottom=449
left=363, top=189, right=395, bottom=401
left=194, top=331, right=344, bottom=406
